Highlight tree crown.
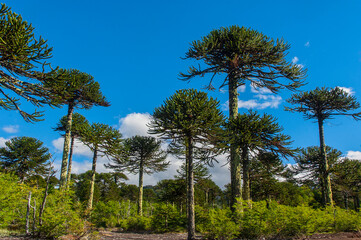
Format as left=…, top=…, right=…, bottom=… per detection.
left=227, top=110, right=295, bottom=158
left=286, top=87, right=361, bottom=122
left=180, top=25, right=306, bottom=92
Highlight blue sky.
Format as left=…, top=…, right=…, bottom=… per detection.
left=1, top=0, right=361, bottom=188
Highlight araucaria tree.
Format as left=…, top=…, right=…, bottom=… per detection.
left=45, top=69, right=110, bottom=188
left=54, top=113, right=89, bottom=186
left=80, top=123, right=122, bottom=211
left=292, top=146, right=341, bottom=206
left=286, top=87, right=361, bottom=206
left=0, top=4, right=57, bottom=122
left=0, top=137, right=51, bottom=182
left=105, top=135, right=169, bottom=215
left=149, top=89, right=224, bottom=240
left=227, top=110, right=294, bottom=202
left=180, top=25, right=306, bottom=209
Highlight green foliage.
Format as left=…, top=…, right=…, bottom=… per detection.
left=180, top=25, right=306, bottom=92
left=286, top=87, right=361, bottom=121
left=0, top=173, right=30, bottom=229
left=233, top=200, right=361, bottom=239
left=54, top=113, right=89, bottom=138
left=37, top=190, right=85, bottom=238
left=0, top=137, right=51, bottom=182
left=151, top=203, right=186, bottom=232
left=0, top=3, right=57, bottom=122
left=201, top=208, right=238, bottom=240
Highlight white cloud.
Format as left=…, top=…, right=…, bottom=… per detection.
left=337, top=86, right=355, bottom=95
left=345, top=151, right=361, bottom=160
left=238, top=95, right=282, bottom=110
left=251, top=85, right=272, bottom=94
left=305, top=41, right=310, bottom=47
left=238, top=85, right=246, bottom=93
left=2, top=125, right=19, bottom=134
left=0, top=137, right=9, bottom=147
left=119, top=113, right=152, bottom=138
left=52, top=137, right=93, bottom=157
left=292, top=56, right=304, bottom=69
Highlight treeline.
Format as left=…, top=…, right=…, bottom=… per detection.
left=1, top=2, right=361, bottom=240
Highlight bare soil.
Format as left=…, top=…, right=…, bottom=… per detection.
left=1, top=231, right=360, bottom=240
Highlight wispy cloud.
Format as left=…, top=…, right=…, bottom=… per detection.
left=337, top=86, right=355, bottom=95
left=2, top=125, right=19, bottom=134
left=304, top=41, right=310, bottom=47
left=238, top=95, right=282, bottom=110
left=292, top=56, right=304, bottom=68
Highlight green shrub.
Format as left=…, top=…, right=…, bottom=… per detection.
left=127, top=216, right=152, bottom=231
left=91, top=201, right=122, bottom=228
left=151, top=203, right=186, bottom=232
left=202, top=208, right=238, bottom=240
left=37, top=190, right=85, bottom=238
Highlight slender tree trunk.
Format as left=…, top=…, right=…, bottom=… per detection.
left=317, top=118, right=333, bottom=206
left=32, top=199, right=36, bottom=235
left=138, top=159, right=144, bottom=216
left=66, top=136, right=75, bottom=189
left=39, top=171, right=53, bottom=226
left=344, top=192, right=348, bottom=210
left=87, top=146, right=98, bottom=211
left=186, top=136, right=195, bottom=240
left=26, top=191, right=31, bottom=235
left=229, top=78, right=242, bottom=211
left=60, top=103, right=75, bottom=188
left=242, top=147, right=250, bottom=202
left=354, top=195, right=360, bottom=212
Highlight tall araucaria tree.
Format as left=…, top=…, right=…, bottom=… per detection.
left=180, top=25, right=307, bottom=209
left=0, top=4, right=59, bottom=122
left=227, top=110, right=295, bottom=202
left=286, top=87, right=361, bottom=206
left=80, top=123, right=122, bottom=211
left=105, top=135, right=169, bottom=216
left=54, top=113, right=89, bottom=186
left=44, top=69, right=110, bottom=188
left=149, top=89, right=224, bottom=240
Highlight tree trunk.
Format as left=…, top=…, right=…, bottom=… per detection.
left=26, top=191, right=31, bottom=235
left=186, top=136, right=195, bottom=240
left=317, top=118, right=333, bottom=206
left=138, top=159, right=144, bottom=216
left=60, top=103, right=74, bottom=188
left=229, top=78, right=242, bottom=212
left=66, top=136, right=75, bottom=189
left=39, top=171, right=53, bottom=226
left=87, top=146, right=98, bottom=211
left=344, top=192, right=348, bottom=210
left=242, top=147, right=250, bottom=202
left=354, top=195, right=360, bottom=212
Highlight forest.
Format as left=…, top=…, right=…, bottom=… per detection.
left=1, top=3, right=361, bottom=240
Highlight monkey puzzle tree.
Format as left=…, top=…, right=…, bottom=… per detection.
left=0, top=4, right=58, bottom=122
left=105, top=135, right=169, bottom=215
left=149, top=89, right=224, bottom=240
left=286, top=87, right=361, bottom=206
left=292, top=146, right=340, bottom=206
left=44, top=69, right=110, bottom=188
left=227, top=110, right=295, bottom=202
left=180, top=25, right=306, bottom=209
left=54, top=113, right=89, bottom=186
left=80, top=123, right=122, bottom=211
left=0, top=137, right=51, bottom=182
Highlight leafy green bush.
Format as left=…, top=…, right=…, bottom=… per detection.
left=91, top=201, right=122, bottom=228
left=202, top=208, right=238, bottom=240
left=37, top=190, right=85, bottom=238
left=151, top=203, right=186, bottom=232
